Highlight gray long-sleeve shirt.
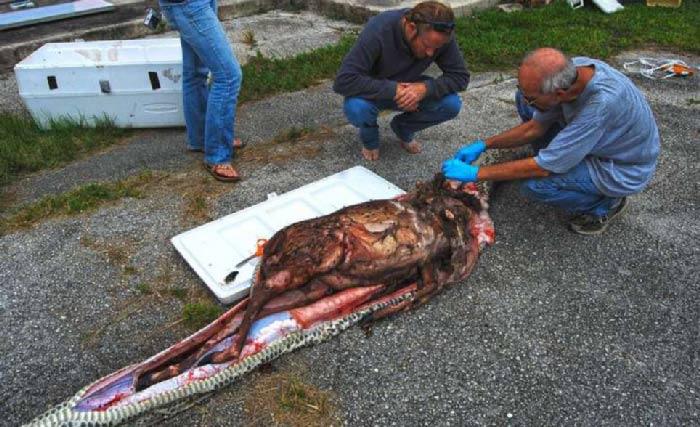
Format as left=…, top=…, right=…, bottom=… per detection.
left=332, top=9, right=470, bottom=100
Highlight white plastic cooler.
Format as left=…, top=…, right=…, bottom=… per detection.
left=14, top=38, right=185, bottom=128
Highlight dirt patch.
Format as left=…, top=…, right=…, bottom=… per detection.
left=240, top=126, right=334, bottom=165
left=243, top=363, right=343, bottom=427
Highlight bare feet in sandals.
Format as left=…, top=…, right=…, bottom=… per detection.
left=204, top=163, right=241, bottom=182
left=362, top=147, right=380, bottom=161
left=401, top=140, right=422, bottom=154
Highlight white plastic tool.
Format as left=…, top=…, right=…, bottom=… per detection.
left=171, top=166, right=406, bottom=304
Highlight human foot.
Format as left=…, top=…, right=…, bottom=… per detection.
left=204, top=163, right=241, bottom=182
left=400, top=140, right=421, bottom=154
left=362, top=147, right=380, bottom=161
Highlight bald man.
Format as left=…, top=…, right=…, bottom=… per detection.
left=442, top=48, right=660, bottom=235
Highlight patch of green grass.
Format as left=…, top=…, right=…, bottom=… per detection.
left=182, top=301, right=223, bottom=329
left=272, top=126, right=315, bottom=144
left=136, top=282, right=152, bottom=295
left=244, top=369, right=342, bottom=426
left=167, top=287, right=188, bottom=301
left=455, top=1, right=699, bottom=71
left=239, top=34, right=357, bottom=103
left=0, top=113, right=130, bottom=187
left=237, top=1, right=698, bottom=100
left=687, top=98, right=700, bottom=106
left=0, top=171, right=154, bottom=234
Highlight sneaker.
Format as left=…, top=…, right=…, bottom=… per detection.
left=568, top=197, right=628, bottom=235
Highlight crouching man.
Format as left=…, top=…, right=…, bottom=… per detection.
left=443, top=48, right=660, bottom=235
left=333, top=1, right=469, bottom=161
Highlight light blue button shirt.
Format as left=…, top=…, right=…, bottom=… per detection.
left=533, top=57, right=661, bottom=197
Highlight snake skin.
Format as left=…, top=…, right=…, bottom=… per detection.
left=25, top=292, right=415, bottom=427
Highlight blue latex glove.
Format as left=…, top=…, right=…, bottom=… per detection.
left=442, top=159, right=479, bottom=182
left=454, top=140, right=486, bottom=164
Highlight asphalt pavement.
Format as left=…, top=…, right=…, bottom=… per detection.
left=0, top=31, right=698, bottom=427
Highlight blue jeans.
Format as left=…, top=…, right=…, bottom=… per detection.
left=343, top=91, right=462, bottom=150
left=515, top=91, right=620, bottom=217
left=159, top=0, right=242, bottom=165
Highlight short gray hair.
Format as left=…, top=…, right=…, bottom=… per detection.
left=540, top=57, right=577, bottom=94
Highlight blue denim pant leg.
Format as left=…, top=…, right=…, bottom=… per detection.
left=180, top=36, right=208, bottom=151
left=343, top=93, right=461, bottom=149
left=515, top=90, right=562, bottom=154
left=390, top=93, right=462, bottom=142
left=520, top=161, right=621, bottom=217
left=160, top=0, right=242, bottom=165
left=343, top=97, right=391, bottom=150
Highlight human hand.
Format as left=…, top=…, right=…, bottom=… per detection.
left=442, top=159, right=479, bottom=182
left=454, top=140, right=486, bottom=164
left=394, top=82, right=427, bottom=112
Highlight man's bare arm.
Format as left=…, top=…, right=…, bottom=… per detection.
left=477, top=157, right=550, bottom=181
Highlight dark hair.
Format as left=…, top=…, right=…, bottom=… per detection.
left=406, top=1, right=455, bottom=34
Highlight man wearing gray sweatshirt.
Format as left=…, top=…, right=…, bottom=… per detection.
left=333, top=1, right=469, bottom=161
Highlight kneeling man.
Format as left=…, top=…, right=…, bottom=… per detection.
left=443, top=48, right=660, bottom=235
left=333, top=1, right=469, bottom=161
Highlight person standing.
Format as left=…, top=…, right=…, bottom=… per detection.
left=159, top=0, right=244, bottom=181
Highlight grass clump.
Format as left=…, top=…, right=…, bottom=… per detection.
left=272, top=126, right=315, bottom=144
left=0, top=113, right=130, bottom=187
left=455, top=1, right=699, bottom=71
left=136, top=282, right=152, bottom=295
left=167, top=286, right=188, bottom=301
left=239, top=34, right=356, bottom=103
left=182, top=301, right=223, bottom=329
left=244, top=369, right=341, bottom=427
left=242, top=29, right=257, bottom=47
left=0, top=171, right=154, bottom=234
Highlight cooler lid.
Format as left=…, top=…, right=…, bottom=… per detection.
left=171, top=166, right=406, bottom=304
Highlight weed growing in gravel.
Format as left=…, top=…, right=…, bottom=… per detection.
left=136, top=282, right=152, bottom=295
left=182, top=301, right=223, bottom=329
left=242, top=29, right=257, bottom=48
left=244, top=366, right=341, bottom=426
left=0, top=171, right=156, bottom=235
left=241, top=126, right=333, bottom=164
left=0, top=113, right=130, bottom=187
left=272, top=126, right=315, bottom=144
left=167, top=287, right=188, bottom=301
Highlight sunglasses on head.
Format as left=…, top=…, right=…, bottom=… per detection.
left=413, top=18, right=455, bottom=33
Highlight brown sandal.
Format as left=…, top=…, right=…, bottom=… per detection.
left=204, top=163, right=241, bottom=182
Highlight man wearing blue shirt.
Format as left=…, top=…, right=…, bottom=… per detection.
left=442, top=48, right=660, bottom=235
left=333, top=1, right=469, bottom=161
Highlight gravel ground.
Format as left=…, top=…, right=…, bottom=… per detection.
left=1, top=44, right=698, bottom=427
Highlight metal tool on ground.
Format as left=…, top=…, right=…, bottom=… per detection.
left=234, top=239, right=267, bottom=268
